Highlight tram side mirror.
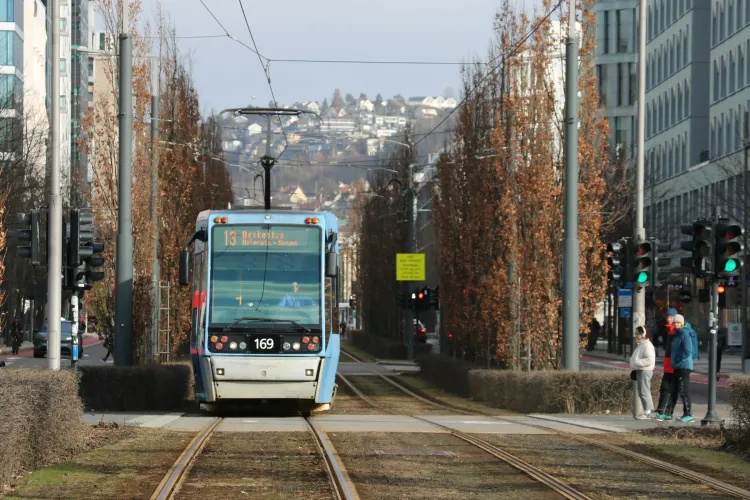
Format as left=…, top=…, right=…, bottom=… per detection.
left=179, top=250, right=191, bottom=286
left=325, top=252, right=337, bottom=278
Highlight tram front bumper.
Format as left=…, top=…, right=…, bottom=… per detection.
left=201, top=356, right=324, bottom=401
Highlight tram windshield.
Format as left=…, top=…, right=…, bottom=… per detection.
left=209, top=224, right=322, bottom=330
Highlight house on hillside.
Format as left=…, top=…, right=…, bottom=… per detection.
left=358, top=98, right=374, bottom=112
left=247, top=123, right=262, bottom=136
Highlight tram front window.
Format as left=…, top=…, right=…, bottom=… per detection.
left=209, top=224, right=322, bottom=330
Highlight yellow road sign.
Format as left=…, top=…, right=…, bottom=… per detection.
left=396, top=253, right=425, bottom=281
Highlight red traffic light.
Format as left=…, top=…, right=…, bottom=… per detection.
left=418, top=292, right=424, bottom=300
left=718, top=285, right=726, bottom=294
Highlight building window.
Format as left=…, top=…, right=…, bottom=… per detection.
left=722, top=57, right=728, bottom=98
left=741, top=48, right=746, bottom=87
left=60, top=96, right=65, bottom=109
left=731, top=52, right=737, bottom=93
left=719, top=119, right=724, bottom=156
left=715, top=61, right=720, bottom=101
left=0, top=31, right=21, bottom=68
left=684, top=30, right=689, bottom=65
left=713, top=11, right=718, bottom=45
left=740, top=0, right=744, bottom=29
left=0, top=0, right=13, bottom=22
left=721, top=6, right=726, bottom=41
left=730, top=1, right=735, bottom=36
left=630, top=63, right=637, bottom=103
left=60, top=58, right=67, bottom=73
left=60, top=18, right=67, bottom=31
left=617, top=9, right=634, bottom=52
left=678, top=85, right=683, bottom=119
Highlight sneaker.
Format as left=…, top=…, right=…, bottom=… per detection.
left=656, top=414, right=673, bottom=421
left=636, top=413, right=650, bottom=420
left=679, top=415, right=695, bottom=423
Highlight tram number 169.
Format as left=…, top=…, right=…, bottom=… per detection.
left=249, top=335, right=279, bottom=353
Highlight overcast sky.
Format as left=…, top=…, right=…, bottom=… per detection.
left=136, top=0, right=502, bottom=114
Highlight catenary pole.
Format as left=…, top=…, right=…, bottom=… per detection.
left=562, top=0, right=580, bottom=370
left=114, top=2, right=134, bottom=365
left=631, top=0, right=648, bottom=417
left=47, top=0, right=62, bottom=370
left=150, top=60, right=160, bottom=362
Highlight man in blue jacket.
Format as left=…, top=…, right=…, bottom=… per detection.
left=658, top=314, right=695, bottom=422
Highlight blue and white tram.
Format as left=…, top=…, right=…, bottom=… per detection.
left=179, top=209, right=341, bottom=414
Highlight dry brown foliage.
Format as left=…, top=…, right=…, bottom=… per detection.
left=430, top=0, right=615, bottom=368
left=0, top=370, right=86, bottom=487
left=79, top=1, right=233, bottom=361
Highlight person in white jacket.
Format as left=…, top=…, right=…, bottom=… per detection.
left=630, top=326, right=656, bottom=419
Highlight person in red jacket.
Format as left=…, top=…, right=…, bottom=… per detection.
left=655, top=308, right=678, bottom=415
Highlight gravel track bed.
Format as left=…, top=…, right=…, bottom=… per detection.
left=328, top=376, right=389, bottom=415
left=476, top=433, right=733, bottom=499
left=330, top=431, right=566, bottom=500
left=174, top=432, right=335, bottom=499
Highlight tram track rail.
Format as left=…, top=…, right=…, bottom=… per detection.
left=340, top=349, right=750, bottom=499
left=150, top=414, right=359, bottom=500
left=337, top=371, right=591, bottom=500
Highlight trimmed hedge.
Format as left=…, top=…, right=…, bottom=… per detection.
left=350, top=329, right=432, bottom=360
left=416, top=353, right=473, bottom=397
left=0, top=369, right=86, bottom=485
left=78, top=364, right=192, bottom=411
left=417, top=353, right=663, bottom=414
left=727, top=376, right=750, bottom=453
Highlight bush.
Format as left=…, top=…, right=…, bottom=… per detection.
left=726, top=376, right=750, bottom=454
left=349, top=330, right=432, bottom=360
left=470, top=370, right=663, bottom=414
left=78, top=364, right=192, bottom=411
left=0, top=369, right=86, bottom=485
left=416, top=353, right=474, bottom=397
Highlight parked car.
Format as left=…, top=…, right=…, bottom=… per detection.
left=33, top=320, right=83, bottom=358
left=401, top=319, right=427, bottom=343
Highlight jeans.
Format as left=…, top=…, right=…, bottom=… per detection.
left=666, top=368, right=692, bottom=417
left=636, top=370, right=654, bottom=413
left=656, top=372, right=673, bottom=412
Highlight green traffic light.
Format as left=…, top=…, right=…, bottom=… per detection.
left=636, top=271, right=649, bottom=283
left=724, top=259, right=739, bottom=272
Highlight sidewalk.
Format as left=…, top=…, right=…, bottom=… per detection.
left=0, top=333, right=100, bottom=356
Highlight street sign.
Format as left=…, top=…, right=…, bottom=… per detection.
left=728, top=323, right=743, bottom=347
left=620, top=308, right=631, bottom=318
left=618, top=288, right=633, bottom=308
left=396, top=253, right=425, bottom=281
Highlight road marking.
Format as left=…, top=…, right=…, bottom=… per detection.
left=242, top=420, right=258, bottom=423
left=461, top=421, right=508, bottom=425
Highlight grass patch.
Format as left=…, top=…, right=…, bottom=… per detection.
left=4, top=428, right=193, bottom=499
left=595, top=427, right=750, bottom=492
left=340, top=340, right=376, bottom=363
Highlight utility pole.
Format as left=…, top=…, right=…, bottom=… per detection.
left=703, top=254, right=721, bottom=425
left=114, top=2, right=134, bottom=366
left=261, top=116, right=274, bottom=209
left=629, top=0, right=648, bottom=417
left=744, top=111, right=749, bottom=374
left=405, top=164, right=417, bottom=360
left=150, top=61, right=160, bottom=362
left=562, top=0, right=580, bottom=370
left=47, top=0, right=62, bottom=370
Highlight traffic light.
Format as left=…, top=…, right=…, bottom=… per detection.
left=631, top=237, right=654, bottom=287
left=66, top=209, right=95, bottom=289
left=84, top=241, right=106, bottom=288
left=430, top=286, right=440, bottom=310
left=718, top=284, right=727, bottom=308
left=652, top=239, right=671, bottom=288
left=716, top=219, right=744, bottom=278
left=415, top=287, right=427, bottom=311
left=606, top=239, right=627, bottom=285
left=680, top=220, right=714, bottom=277
left=16, top=211, right=41, bottom=266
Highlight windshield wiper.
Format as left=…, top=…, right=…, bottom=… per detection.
left=222, top=317, right=311, bottom=333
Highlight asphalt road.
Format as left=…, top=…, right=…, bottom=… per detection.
left=0, top=339, right=112, bottom=369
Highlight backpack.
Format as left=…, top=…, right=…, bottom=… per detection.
left=689, top=329, right=699, bottom=360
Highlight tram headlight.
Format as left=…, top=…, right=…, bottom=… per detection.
left=292, top=342, right=301, bottom=351
left=229, top=342, right=238, bottom=350
left=312, top=336, right=319, bottom=344
left=239, top=341, right=247, bottom=350
left=283, top=342, right=291, bottom=351
left=210, top=335, right=218, bottom=343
